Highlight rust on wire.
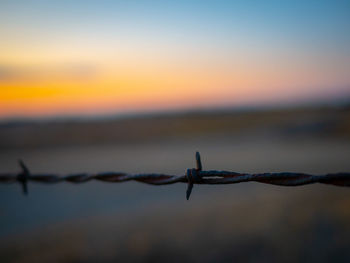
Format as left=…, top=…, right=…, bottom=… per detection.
left=0, top=152, right=350, bottom=199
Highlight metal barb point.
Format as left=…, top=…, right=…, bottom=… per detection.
left=186, top=152, right=203, bottom=200
left=196, top=151, right=202, bottom=171
left=186, top=172, right=193, bottom=200
left=18, top=159, right=29, bottom=195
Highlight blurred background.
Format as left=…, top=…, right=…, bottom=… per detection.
left=1, top=1, right=350, bottom=262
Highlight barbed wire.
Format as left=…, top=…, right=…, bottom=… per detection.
left=0, top=152, right=349, bottom=199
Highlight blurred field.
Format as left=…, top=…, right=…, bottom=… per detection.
left=1, top=105, right=350, bottom=149
left=1, top=105, right=350, bottom=263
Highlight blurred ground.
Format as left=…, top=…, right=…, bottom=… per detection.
left=0, top=105, right=350, bottom=263
left=1, top=105, right=350, bottom=149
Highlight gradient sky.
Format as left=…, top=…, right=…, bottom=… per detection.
left=1, top=0, right=350, bottom=118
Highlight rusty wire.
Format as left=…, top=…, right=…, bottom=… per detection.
left=0, top=152, right=349, bottom=199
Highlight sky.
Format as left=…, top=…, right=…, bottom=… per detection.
left=0, top=0, right=350, bottom=118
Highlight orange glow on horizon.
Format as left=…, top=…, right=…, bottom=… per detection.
left=1, top=45, right=349, bottom=118
left=0, top=59, right=275, bottom=117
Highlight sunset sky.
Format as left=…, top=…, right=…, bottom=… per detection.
left=1, top=0, right=350, bottom=118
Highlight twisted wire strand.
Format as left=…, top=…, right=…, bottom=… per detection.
left=0, top=172, right=186, bottom=184
left=1, top=171, right=349, bottom=186
left=0, top=152, right=349, bottom=199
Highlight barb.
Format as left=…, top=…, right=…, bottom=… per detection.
left=0, top=152, right=349, bottom=199
left=17, top=159, right=29, bottom=195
